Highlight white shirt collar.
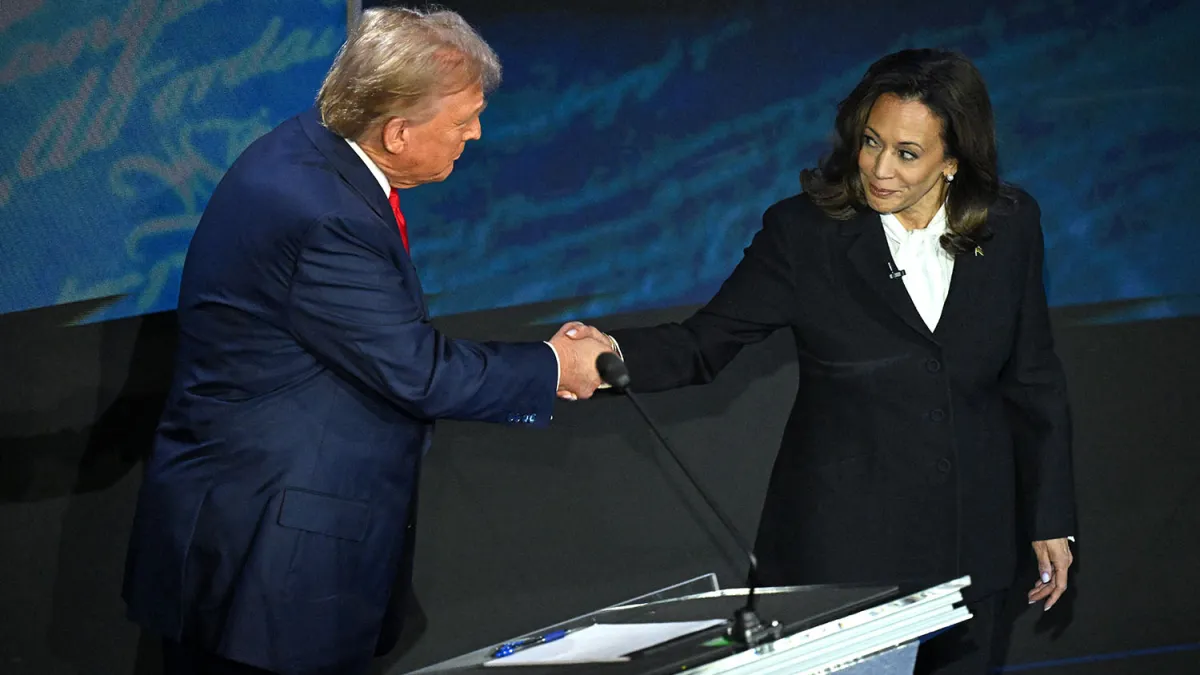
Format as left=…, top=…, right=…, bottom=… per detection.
left=877, top=202, right=954, bottom=331
left=345, top=139, right=391, bottom=196
left=880, top=202, right=949, bottom=243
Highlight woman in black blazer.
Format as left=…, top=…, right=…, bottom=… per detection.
left=580, top=49, right=1077, bottom=675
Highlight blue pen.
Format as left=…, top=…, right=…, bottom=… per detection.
left=491, top=628, right=577, bottom=658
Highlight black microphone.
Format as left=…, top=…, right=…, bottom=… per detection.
left=595, top=352, right=781, bottom=648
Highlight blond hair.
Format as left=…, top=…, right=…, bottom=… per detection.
left=317, top=6, right=501, bottom=140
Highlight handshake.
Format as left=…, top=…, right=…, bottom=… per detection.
left=548, top=321, right=621, bottom=401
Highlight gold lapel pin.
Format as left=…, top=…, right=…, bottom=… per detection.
left=974, top=245, right=984, bottom=257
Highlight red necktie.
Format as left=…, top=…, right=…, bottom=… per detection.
left=389, top=188, right=410, bottom=253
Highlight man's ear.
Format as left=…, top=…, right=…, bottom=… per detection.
left=381, top=117, right=408, bottom=155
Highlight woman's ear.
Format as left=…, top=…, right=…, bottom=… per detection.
left=944, top=157, right=959, bottom=180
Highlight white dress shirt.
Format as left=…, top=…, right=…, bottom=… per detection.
left=879, top=203, right=954, bottom=331
left=346, top=139, right=390, bottom=196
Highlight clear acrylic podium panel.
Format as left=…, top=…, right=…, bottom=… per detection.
left=398, top=574, right=948, bottom=675
left=404, top=574, right=722, bottom=674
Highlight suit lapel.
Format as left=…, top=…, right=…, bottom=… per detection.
left=841, top=210, right=938, bottom=344
left=298, top=107, right=394, bottom=229
left=934, top=239, right=988, bottom=340
left=298, top=108, right=430, bottom=319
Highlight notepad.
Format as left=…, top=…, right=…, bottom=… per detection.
left=483, top=620, right=727, bottom=667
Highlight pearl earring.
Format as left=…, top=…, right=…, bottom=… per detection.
left=945, top=174, right=955, bottom=182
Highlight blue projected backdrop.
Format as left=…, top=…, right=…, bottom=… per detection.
left=1, top=0, right=1197, bottom=324
left=0, top=0, right=346, bottom=320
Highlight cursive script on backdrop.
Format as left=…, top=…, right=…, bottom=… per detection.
left=0, top=0, right=341, bottom=320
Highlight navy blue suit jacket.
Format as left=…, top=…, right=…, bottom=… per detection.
left=122, top=108, right=557, bottom=674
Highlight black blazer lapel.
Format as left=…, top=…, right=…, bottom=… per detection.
left=934, top=239, right=989, bottom=340
left=840, top=210, right=937, bottom=344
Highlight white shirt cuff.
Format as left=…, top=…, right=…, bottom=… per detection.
left=607, top=334, right=624, bottom=360
left=544, top=341, right=560, bottom=391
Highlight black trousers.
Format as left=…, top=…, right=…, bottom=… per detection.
left=162, top=641, right=277, bottom=675
left=914, top=589, right=1013, bottom=675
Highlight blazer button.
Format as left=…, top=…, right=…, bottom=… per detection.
left=936, top=458, right=952, bottom=473
left=929, top=409, right=946, bottom=423
left=925, top=359, right=942, bottom=373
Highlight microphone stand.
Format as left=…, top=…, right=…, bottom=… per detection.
left=597, top=354, right=782, bottom=648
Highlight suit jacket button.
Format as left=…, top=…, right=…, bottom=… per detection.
left=925, top=359, right=942, bottom=373
left=929, top=409, right=946, bottom=423
left=936, top=458, right=952, bottom=473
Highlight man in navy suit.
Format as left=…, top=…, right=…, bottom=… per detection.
left=122, top=7, right=612, bottom=674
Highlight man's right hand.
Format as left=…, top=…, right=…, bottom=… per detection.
left=549, top=321, right=612, bottom=400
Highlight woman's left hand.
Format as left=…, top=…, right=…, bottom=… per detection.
left=1028, top=538, right=1074, bottom=611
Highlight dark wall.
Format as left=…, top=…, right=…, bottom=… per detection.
left=0, top=300, right=175, bottom=674
left=2, top=302, right=1197, bottom=674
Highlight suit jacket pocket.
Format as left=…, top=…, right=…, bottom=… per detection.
left=277, top=488, right=370, bottom=542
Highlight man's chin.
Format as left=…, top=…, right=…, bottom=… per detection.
left=408, top=163, right=456, bottom=186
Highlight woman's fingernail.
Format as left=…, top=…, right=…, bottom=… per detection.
left=566, top=328, right=577, bottom=336
left=1041, top=572, right=1051, bottom=583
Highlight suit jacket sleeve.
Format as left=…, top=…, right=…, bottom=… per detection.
left=1000, top=197, right=1077, bottom=540
left=608, top=204, right=797, bottom=392
left=286, top=215, right=557, bottom=426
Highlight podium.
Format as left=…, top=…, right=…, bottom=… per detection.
left=400, top=574, right=972, bottom=675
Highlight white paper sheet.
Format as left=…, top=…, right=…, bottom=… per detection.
left=483, top=620, right=727, bottom=667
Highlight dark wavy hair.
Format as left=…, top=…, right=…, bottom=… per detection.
left=800, top=49, right=1005, bottom=254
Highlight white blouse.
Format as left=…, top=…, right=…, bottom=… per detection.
left=879, top=203, right=955, bottom=331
